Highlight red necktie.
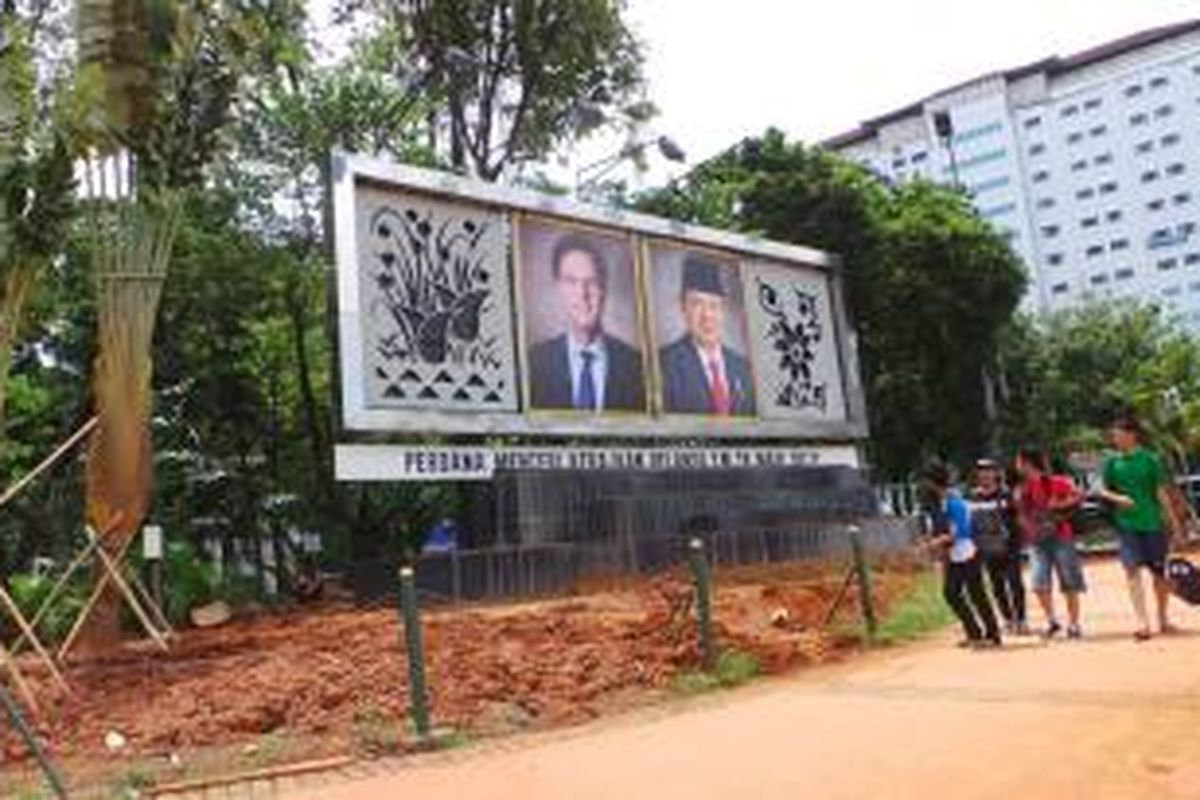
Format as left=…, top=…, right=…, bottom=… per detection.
left=708, top=358, right=731, bottom=415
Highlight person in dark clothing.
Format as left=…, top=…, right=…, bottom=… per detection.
left=925, top=461, right=1002, bottom=648
left=968, top=458, right=1029, bottom=635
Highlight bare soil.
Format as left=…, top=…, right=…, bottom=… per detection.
left=1, top=556, right=919, bottom=789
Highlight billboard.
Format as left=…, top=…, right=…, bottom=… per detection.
left=332, top=154, right=867, bottom=441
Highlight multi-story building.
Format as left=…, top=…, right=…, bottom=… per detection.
left=824, top=21, right=1200, bottom=328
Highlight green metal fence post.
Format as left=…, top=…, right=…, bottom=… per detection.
left=849, top=523, right=878, bottom=638
left=397, top=564, right=431, bottom=740
left=687, top=537, right=716, bottom=668
left=0, top=682, right=68, bottom=798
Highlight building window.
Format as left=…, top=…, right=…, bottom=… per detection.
left=1151, top=76, right=1170, bottom=89
left=1161, top=133, right=1182, bottom=147
left=1115, top=267, right=1135, bottom=280
left=1186, top=253, right=1200, bottom=265
left=1037, top=197, right=1056, bottom=210
left=1067, top=131, right=1084, bottom=144
left=1029, top=143, right=1046, bottom=156
left=1081, top=216, right=1099, bottom=228
left=1180, top=222, right=1197, bottom=236
left=1041, top=224, right=1061, bottom=238
left=1164, top=285, right=1182, bottom=297
left=1084, top=97, right=1103, bottom=110
left=1136, top=140, right=1154, bottom=154
left=982, top=202, right=1017, bottom=218
left=952, top=121, right=1004, bottom=144
left=1094, top=153, right=1114, bottom=166
left=1110, top=238, right=1130, bottom=251
left=1051, top=282, right=1069, bottom=294
left=955, top=148, right=1007, bottom=170
left=1071, top=159, right=1088, bottom=172
left=1158, top=257, right=1179, bottom=270
left=1156, top=104, right=1174, bottom=118
left=1175, top=192, right=1193, bottom=205
left=1076, top=187, right=1095, bottom=200
left=1125, top=84, right=1144, bottom=97
left=1090, top=273, right=1110, bottom=286
left=1099, top=181, right=1118, bottom=194
left=1024, top=115, right=1042, bottom=129
left=1107, top=209, right=1124, bottom=222
left=1061, top=104, right=1079, bottom=118
left=1032, top=170, right=1050, bottom=183
left=892, top=158, right=906, bottom=169
left=1148, top=198, right=1167, bottom=211
left=912, top=151, right=929, bottom=163
left=1191, top=281, right=1200, bottom=292
left=1142, top=170, right=1161, bottom=183
left=971, top=175, right=1011, bottom=194
left=1130, top=112, right=1149, bottom=126
left=1167, top=163, right=1186, bottom=177
left=1090, top=125, right=1108, bottom=137
left=1047, top=253, right=1064, bottom=265
left=1086, top=245, right=1105, bottom=258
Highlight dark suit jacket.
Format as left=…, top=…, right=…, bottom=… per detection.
left=659, top=336, right=756, bottom=416
left=527, top=333, right=646, bottom=411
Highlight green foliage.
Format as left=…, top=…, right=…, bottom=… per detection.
left=638, top=130, right=1027, bottom=478
left=671, top=648, right=761, bottom=694
left=6, top=572, right=85, bottom=643
left=873, top=570, right=955, bottom=646
left=352, top=702, right=403, bottom=756
left=367, top=0, right=649, bottom=180
left=163, top=540, right=219, bottom=625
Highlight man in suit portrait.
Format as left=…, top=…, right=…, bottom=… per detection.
left=659, top=254, right=756, bottom=416
left=527, top=233, right=646, bottom=412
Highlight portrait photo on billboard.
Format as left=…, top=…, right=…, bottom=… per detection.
left=516, top=216, right=648, bottom=414
left=646, top=241, right=757, bottom=417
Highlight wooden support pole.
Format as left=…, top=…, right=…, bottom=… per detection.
left=0, top=642, right=40, bottom=717
left=0, top=416, right=97, bottom=511
left=0, top=586, right=69, bottom=693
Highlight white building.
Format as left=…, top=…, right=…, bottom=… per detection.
left=824, top=21, right=1200, bottom=328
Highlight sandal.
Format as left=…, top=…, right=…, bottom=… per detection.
left=1134, top=629, right=1153, bottom=642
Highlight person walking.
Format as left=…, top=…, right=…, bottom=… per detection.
left=1014, top=446, right=1086, bottom=639
left=1097, top=411, right=1183, bottom=640
left=926, top=462, right=1002, bottom=648
left=968, top=458, right=1029, bottom=635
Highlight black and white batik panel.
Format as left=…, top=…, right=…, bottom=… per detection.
left=355, top=186, right=518, bottom=411
left=743, top=260, right=846, bottom=422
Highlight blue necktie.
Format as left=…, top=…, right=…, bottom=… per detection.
left=576, top=350, right=597, bottom=410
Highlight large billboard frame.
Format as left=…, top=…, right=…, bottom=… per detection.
left=332, top=151, right=869, bottom=441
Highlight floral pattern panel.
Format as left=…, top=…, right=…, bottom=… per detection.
left=743, top=259, right=847, bottom=422
left=354, top=185, right=518, bottom=411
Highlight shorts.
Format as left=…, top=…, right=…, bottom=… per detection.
left=1117, top=529, right=1168, bottom=575
left=1030, top=537, right=1086, bottom=593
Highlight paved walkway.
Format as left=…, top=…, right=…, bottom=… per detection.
left=293, top=559, right=1200, bottom=800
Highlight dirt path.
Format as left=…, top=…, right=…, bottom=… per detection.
left=293, top=558, right=1200, bottom=800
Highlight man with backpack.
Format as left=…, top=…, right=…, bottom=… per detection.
left=969, top=458, right=1029, bottom=635
left=1014, top=446, right=1086, bottom=639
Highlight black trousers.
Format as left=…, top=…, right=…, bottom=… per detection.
left=943, top=556, right=1001, bottom=641
left=982, top=551, right=1026, bottom=625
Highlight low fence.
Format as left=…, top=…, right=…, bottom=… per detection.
left=411, top=516, right=921, bottom=604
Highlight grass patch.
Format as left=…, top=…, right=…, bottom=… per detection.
left=352, top=703, right=403, bottom=757
left=872, top=570, right=954, bottom=646
left=671, top=648, right=761, bottom=695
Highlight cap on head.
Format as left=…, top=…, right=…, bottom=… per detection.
left=680, top=254, right=726, bottom=298
left=974, top=457, right=999, bottom=470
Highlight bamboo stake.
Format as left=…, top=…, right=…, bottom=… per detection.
left=58, top=533, right=138, bottom=660
left=0, top=642, right=40, bottom=716
left=90, top=537, right=169, bottom=651
left=0, top=587, right=69, bottom=692
left=0, top=416, right=98, bottom=511
left=11, top=512, right=126, bottom=656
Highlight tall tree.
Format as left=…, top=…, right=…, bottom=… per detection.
left=363, top=0, right=651, bottom=181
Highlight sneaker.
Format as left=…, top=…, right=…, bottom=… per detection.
left=1043, top=621, right=1063, bottom=639
left=1066, top=624, right=1082, bottom=640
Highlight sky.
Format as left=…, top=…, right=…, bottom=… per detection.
left=590, top=0, right=1199, bottom=189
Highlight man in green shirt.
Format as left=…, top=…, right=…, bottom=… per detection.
left=1098, top=412, right=1182, bottom=640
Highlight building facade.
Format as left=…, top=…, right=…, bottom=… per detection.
left=824, top=21, right=1200, bottom=327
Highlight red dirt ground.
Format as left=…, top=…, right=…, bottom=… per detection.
left=1, top=557, right=920, bottom=782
